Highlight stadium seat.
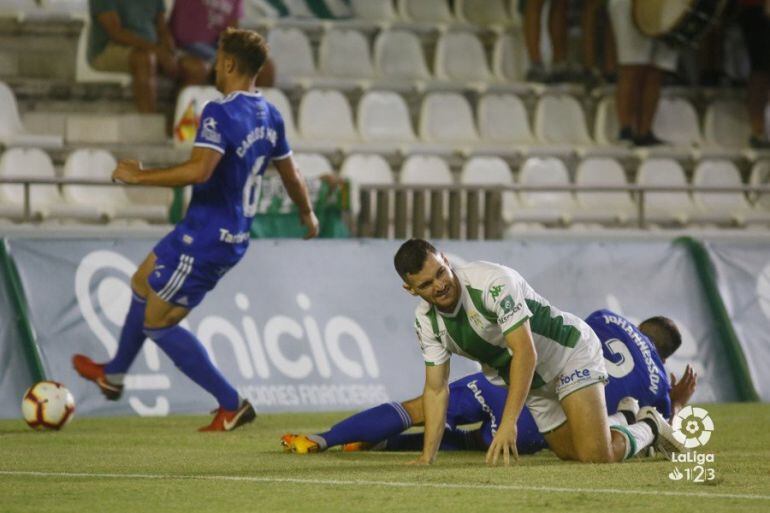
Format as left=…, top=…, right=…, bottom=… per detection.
left=340, top=153, right=395, bottom=216
left=0, top=147, right=102, bottom=222
left=350, top=0, right=398, bottom=21
left=318, top=29, right=375, bottom=79
left=267, top=28, right=316, bottom=84
left=74, top=16, right=132, bottom=86
left=746, top=160, right=770, bottom=225
left=690, top=159, right=753, bottom=226
left=419, top=92, right=479, bottom=146
left=397, top=0, right=454, bottom=23
left=62, top=149, right=168, bottom=223
left=515, top=157, right=575, bottom=225
left=399, top=155, right=453, bottom=231
left=703, top=100, right=751, bottom=149
left=460, top=157, right=517, bottom=223
left=262, top=88, right=300, bottom=142
left=652, top=97, right=701, bottom=148
left=492, top=32, right=528, bottom=82
left=357, top=90, right=416, bottom=143
left=373, top=30, right=431, bottom=82
left=434, top=31, right=491, bottom=84
left=0, top=81, right=63, bottom=149
left=477, top=93, right=534, bottom=145
left=172, top=86, right=222, bottom=147
left=293, top=153, right=334, bottom=179
left=298, top=89, right=358, bottom=147
left=572, top=158, right=635, bottom=225
left=506, top=0, right=523, bottom=25
left=534, top=94, right=592, bottom=146
left=455, top=0, right=510, bottom=26
left=593, top=96, right=620, bottom=145
left=635, top=158, right=694, bottom=226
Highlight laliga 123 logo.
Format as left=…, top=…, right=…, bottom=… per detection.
left=672, top=405, right=714, bottom=449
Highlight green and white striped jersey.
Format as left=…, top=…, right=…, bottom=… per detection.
left=414, top=261, right=595, bottom=387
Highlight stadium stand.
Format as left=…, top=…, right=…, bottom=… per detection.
left=636, top=158, right=695, bottom=226
left=515, top=157, right=575, bottom=226
left=397, top=0, right=455, bottom=24
left=0, top=81, right=63, bottom=148
left=459, top=156, right=517, bottom=224
left=572, top=157, right=635, bottom=226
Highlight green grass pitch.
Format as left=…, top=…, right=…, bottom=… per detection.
left=1, top=403, right=769, bottom=513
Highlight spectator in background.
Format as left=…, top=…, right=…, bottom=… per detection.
left=523, top=0, right=570, bottom=82
left=608, top=0, right=679, bottom=146
left=581, top=0, right=617, bottom=86
left=88, top=0, right=208, bottom=113
left=737, top=0, right=770, bottom=148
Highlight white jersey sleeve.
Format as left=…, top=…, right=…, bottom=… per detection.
left=484, top=268, right=533, bottom=336
left=414, top=304, right=450, bottom=367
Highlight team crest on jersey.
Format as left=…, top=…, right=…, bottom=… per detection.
left=468, top=310, right=485, bottom=330
left=201, top=117, right=222, bottom=144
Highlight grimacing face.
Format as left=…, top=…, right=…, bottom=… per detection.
left=402, top=252, right=460, bottom=312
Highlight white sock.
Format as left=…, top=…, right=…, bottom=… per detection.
left=608, top=412, right=628, bottom=426
left=611, top=422, right=654, bottom=459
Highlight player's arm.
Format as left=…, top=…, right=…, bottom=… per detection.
left=95, top=10, right=157, bottom=51
left=486, top=322, right=536, bottom=466
left=412, top=362, right=450, bottom=465
left=669, top=364, right=697, bottom=420
left=273, top=156, right=319, bottom=239
left=112, top=147, right=221, bottom=187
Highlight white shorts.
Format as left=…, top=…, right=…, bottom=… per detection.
left=608, top=0, right=679, bottom=72
left=525, top=331, right=609, bottom=433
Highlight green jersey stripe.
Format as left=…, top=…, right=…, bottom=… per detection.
left=465, top=286, right=497, bottom=322
left=440, top=305, right=512, bottom=373
left=526, top=300, right=581, bottom=348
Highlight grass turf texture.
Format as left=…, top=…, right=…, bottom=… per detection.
left=0, top=403, right=768, bottom=513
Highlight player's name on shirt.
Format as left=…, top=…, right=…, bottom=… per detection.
left=236, top=125, right=278, bottom=158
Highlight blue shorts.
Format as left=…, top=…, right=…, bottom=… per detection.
left=148, top=235, right=234, bottom=308
left=447, top=373, right=547, bottom=454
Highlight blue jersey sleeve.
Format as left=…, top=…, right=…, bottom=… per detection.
left=194, top=101, right=229, bottom=155
left=269, top=105, right=292, bottom=160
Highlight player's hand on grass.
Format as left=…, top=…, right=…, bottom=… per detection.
left=670, top=364, right=697, bottom=410
left=112, top=160, right=143, bottom=185
left=486, top=420, right=518, bottom=466
left=300, top=210, right=319, bottom=240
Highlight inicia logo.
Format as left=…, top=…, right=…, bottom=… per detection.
left=672, top=405, right=714, bottom=449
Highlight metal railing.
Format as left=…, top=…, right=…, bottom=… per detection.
left=356, top=183, right=770, bottom=238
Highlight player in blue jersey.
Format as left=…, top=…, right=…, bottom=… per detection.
left=73, top=28, right=319, bottom=431
left=281, top=310, right=697, bottom=453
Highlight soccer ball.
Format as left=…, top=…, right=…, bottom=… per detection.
left=21, top=381, right=76, bottom=430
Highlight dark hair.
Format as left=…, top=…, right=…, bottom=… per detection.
left=219, top=27, right=269, bottom=78
left=394, top=239, right=438, bottom=281
left=638, top=316, right=682, bottom=360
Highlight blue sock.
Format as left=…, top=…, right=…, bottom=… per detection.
left=145, top=324, right=240, bottom=410
left=318, top=402, right=412, bottom=449
left=104, top=293, right=147, bottom=377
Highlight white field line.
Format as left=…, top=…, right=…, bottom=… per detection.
left=0, top=470, right=769, bottom=501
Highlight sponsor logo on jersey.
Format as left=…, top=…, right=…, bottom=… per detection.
left=201, top=117, right=222, bottom=144
left=498, top=295, right=522, bottom=324
left=559, top=368, right=591, bottom=386
left=218, top=228, right=250, bottom=244
left=467, top=379, right=499, bottom=437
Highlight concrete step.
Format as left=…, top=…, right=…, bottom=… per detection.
left=64, top=113, right=167, bottom=144
left=0, top=17, right=80, bottom=80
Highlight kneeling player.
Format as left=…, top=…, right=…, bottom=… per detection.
left=282, top=309, right=697, bottom=455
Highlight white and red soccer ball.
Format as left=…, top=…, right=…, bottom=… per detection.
left=21, top=381, right=75, bottom=430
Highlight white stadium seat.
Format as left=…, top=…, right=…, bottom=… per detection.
left=397, top=0, right=454, bottom=23
left=460, top=157, right=517, bottom=223
left=593, top=96, right=620, bottom=145
left=374, top=30, right=431, bottom=81
left=292, top=153, right=333, bottom=179
left=652, top=97, right=701, bottom=147
left=419, top=92, right=478, bottom=145
left=456, top=0, right=510, bottom=26
left=172, top=86, right=223, bottom=147
left=434, top=31, right=491, bottom=83
left=340, top=153, right=395, bottom=216
left=691, top=159, right=752, bottom=225
left=351, top=0, right=398, bottom=21
left=318, top=29, right=375, bottom=79
left=573, top=158, right=635, bottom=225
left=298, top=89, right=358, bottom=145
left=75, top=17, right=131, bottom=86
left=262, top=88, right=300, bottom=142
left=63, top=149, right=168, bottom=223
left=534, top=94, right=592, bottom=146
left=267, top=28, right=315, bottom=82
left=400, top=155, right=453, bottom=231
left=636, top=158, right=694, bottom=225
left=515, top=157, right=575, bottom=224
left=751, top=160, right=770, bottom=212
left=0, top=147, right=101, bottom=222
left=703, top=100, right=751, bottom=149
left=492, top=32, right=527, bottom=82
left=477, top=93, right=534, bottom=145
left=357, top=90, right=416, bottom=143
left=0, top=81, right=63, bottom=149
